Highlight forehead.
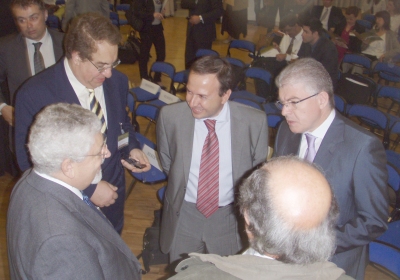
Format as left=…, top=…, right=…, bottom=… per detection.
left=90, top=41, right=118, bottom=61
left=279, top=83, right=308, bottom=100
left=187, top=73, right=220, bottom=92
left=12, top=4, right=42, bottom=16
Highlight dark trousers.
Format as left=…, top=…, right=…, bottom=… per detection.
left=185, top=26, right=213, bottom=69
left=139, top=24, right=166, bottom=82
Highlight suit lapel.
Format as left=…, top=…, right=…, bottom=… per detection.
left=16, top=34, right=32, bottom=79
left=48, top=28, right=63, bottom=61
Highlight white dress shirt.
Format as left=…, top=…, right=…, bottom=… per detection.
left=35, top=170, right=83, bottom=200
left=185, top=102, right=234, bottom=206
left=320, top=6, right=332, bottom=30
left=299, top=109, right=335, bottom=159
left=279, top=29, right=304, bottom=61
left=26, top=29, right=56, bottom=75
left=64, top=58, right=108, bottom=125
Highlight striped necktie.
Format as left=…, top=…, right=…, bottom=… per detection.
left=304, top=133, right=317, bottom=162
left=33, top=42, right=45, bottom=74
left=81, top=191, right=111, bottom=223
left=88, top=88, right=107, bottom=135
left=197, top=119, right=219, bottom=218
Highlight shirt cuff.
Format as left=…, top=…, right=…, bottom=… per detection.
left=0, top=103, right=7, bottom=116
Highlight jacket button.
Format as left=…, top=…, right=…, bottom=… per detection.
left=181, top=265, right=188, bottom=271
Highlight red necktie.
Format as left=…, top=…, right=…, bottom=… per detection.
left=197, top=119, right=219, bottom=218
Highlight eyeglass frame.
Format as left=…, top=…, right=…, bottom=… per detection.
left=88, top=59, right=121, bottom=73
left=275, top=92, right=320, bottom=110
left=84, top=136, right=108, bottom=162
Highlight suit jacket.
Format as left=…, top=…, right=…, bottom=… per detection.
left=308, top=36, right=339, bottom=89
left=0, top=28, right=64, bottom=104
left=156, top=101, right=269, bottom=253
left=334, top=21, right=365, bottom=54
left=7, top=170, right=141, bottom=279
left=311, top=5, right=345, bottom=31
left=62, top=0, right=110, bottom=31
left=14, top=59, right=139, bottom=230
left=181, top=0, right=223, bottom=43
left=274, top=112, right=388, bottom=279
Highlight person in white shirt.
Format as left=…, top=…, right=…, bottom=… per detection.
left=387, top=0, right=400, bottom=33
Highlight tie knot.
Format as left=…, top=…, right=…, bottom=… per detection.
left=204, top=119, right=216, bottom=132
left=87, top=88, right=95, bottom=95
left=33, top=42, right=42, bottom=50
left=305, top=133, right=316, bottom=146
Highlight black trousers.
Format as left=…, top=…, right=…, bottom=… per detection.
left=139, top=24, right=166, bottom=81
left=185, top=27, right=213, bottom=69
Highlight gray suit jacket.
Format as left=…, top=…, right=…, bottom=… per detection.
left=7, top=170, right=141, bottom=279
left=62, top=0, right=110, bottom=31
left=0, top=28, right=64, bottom=104
left=156, top=101, right=269, bottom=253
left=274, top=112, right=388, bottom=280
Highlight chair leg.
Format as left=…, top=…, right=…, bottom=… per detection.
left=126, top=179, right=137, bottom=200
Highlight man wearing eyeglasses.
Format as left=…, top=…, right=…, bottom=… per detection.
left=15, top=12, right=150, bottom=234
left=273, top=58, right=388, bottom=280
left=8, top=103, right=142, bottom=279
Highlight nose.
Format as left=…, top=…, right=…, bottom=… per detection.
left=187, top=94, right=199, bottom=108
left=101, top=67, right=113, bottom=78
left=281, top=104, right=291, bottom=117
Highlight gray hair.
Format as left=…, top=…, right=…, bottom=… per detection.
left=238, top=156, right=339, bottom=265
left=276, top=58, right=335, bottom=108
left=28, top=103, right=102, bottom=174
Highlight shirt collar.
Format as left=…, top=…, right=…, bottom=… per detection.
left=195, top=102, right=230, bottom=124
left=242, top=248, right=275, bottom=260
left=25, top=28, right=50, bottom=45
left=304, top=109, right=335, bottom=139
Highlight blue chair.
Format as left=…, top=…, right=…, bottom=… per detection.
left=374, top=62, right=400, bottom=85
left=388, top=118, right=400, bottom=150
left=363, top=14, right=375, bottom=23
left=148, top=61, right=176, bottom=94
left=157, top=186, right=166, bottom=204
left=378, top=86, right=400, bottom=115
left=225, top=57, right=247, bottom=90
left=386, top=163, right=400, bottom=222
left=195, top=48, right=219, bottom=58
left=347, top=104, right=390, bottom=148
left=243, top=67, right=273, bottom=99
left=110, top=11, right=120, bottom=27
left=356, top=19, right=373, bottom=30
left=126, top=133, right=168, bottom=197
left=227, top=39, right=256, bottom=64
left=109, top=3, right=114, bottom=11
left=267, top=114, right=284, bottom=130
left=46, top=14, right=61, bottom=30
left=341, top=53, right=372, bottom=75
left=369, top=220, right=400, bottom=278
left=334, top=94, right=348, bottom=115
left=173, top=69, right=189, bottom=92
left=127, top=93, right=140, bottom=132
left=135, top=103, right=162, bottom=136
left=263, top=102, right=281, bottom=115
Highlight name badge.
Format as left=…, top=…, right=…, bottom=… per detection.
left=118, top=132, right=129, bottom=150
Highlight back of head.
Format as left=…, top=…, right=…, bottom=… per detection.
left=28, top=103, right=102, bottom=175
left=302, top=18, right=324, bottom=36
left=190, top=56, right=233, bottom=96
left=64, top=12, right=121, bottom=61
left=10, top=0, right=45, bottom=11
left=345, top=6, right=360, bottom=17
left=239, top=156, right=339, bottom=265
left=276, top=58, right=334, bottom=108
left=375, top=10, right=391, bottom=30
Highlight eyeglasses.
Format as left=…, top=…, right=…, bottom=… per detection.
left=88, top=59, right=121, bottom=73
left=85, top=137, right=108, bottom=163
left=275, top=92, right=320, bottom=110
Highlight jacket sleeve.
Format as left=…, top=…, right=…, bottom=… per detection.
left=156, top=107, right=171, bottom=175
left=133, top=0, right=154, bottom=21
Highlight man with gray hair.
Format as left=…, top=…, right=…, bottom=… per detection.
left=274, top=58, right=388, bottom=280
left=7, top=103, right=141, bottom=279
left=170, top=156, right=352, bottom=279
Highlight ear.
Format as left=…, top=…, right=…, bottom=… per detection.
left=44, top=9, right=48, bottom=21
left=71, top=51, right=82, bottom=65
left=243, top=210, right=254, bottom=239
left=221, top=89, right=232, bottom=104
left=61, top=158, right=75, bottom=179
left=318, top=91, right=330, bottom=109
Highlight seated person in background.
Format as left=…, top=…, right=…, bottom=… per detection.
left=311, top=0, right=345, bottom=31
left=170, top=156, right=353, bottom=280
left=7, top=103, right=141, bottom=279
left=362, top=10, right=400, bottom=63
left=282, top=0, right=313, bottom=22
left=387, top=0, right=400, bottom=35
left=256, top=0, right=280, bottom=31
left=331, top=6, right=365, bottom=62
left=361, top=0, right=386, bottom=16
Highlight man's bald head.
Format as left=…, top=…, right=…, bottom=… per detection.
left=239, top=156, right=339, bottom=265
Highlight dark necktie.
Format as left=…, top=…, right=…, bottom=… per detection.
left=320, top=7, right=329, bottom=22
left=197, top=120, right=219, bottom=218
left=304, top=133, right=317, bottom=162
left=33, top=42, right=45, bottom=74
left=88, top=89, right=107, bottom=135
left=286, top=37, right=295, bottom=55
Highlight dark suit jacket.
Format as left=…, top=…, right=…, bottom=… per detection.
left=0, top=28, right=64, bottom=105
left=274, top=112, right=388, bottom=279
left=181, top=0, right=223, bottom=43
left=334, top=21, right=365, bottom=54
left=7, top=170, right=141, bottom=279
left=14, top=60, right=139, bottom=231
left=311, top=5, right=345, bottom=31
left=156, top=101, right=269, bottom=253
left=308, top=36, right=339, bottom=89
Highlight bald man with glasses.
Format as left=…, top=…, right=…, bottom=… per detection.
left=15, top=13, right=150, bottom=235
left=273, top=58, right=388, bottom=280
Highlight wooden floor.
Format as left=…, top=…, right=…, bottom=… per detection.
left=0, top=12, right=396, bottom=280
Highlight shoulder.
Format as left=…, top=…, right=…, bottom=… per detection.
left=335, top=113, right=382, bottom=144
left=48, top=28, right=65, bottom=41
left=160, top=102, right=190, bottom=117
left=0, top=33, right=22, bottom=49
left=229, top=101, right=266, bottom=120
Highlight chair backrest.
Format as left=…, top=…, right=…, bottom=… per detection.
left=245, top=67, right=271, bottom=85
left=116, top=4, right=130, bottom=11
left=341, top=54, right=372, bottom=70
left=127, top=92, right=135, bottom=113
left=374, top=62, right=400, bottom=83
left=110, top=11, right=119, bottom=26
left=363, top=14, right=375, bottom=23
left=230, top=90, right=266, bottom=104
left=334, top=94, right=347, bottom=115
left=227, top=39, right=256, bottom=58
left=356, top=19, right=372, bottom=30
left=267, top=114, right=284, bottom=129
left=195, top=48, right=219, bottom=58
left=347, top=104, right=389, bottom=131
left=378, top=85, right=400, bottom=100
left=149, top=61, right=176, bottom=93
left=387, top=163, right=400, bottom=192
left=135, top=103, right=160, bottom=122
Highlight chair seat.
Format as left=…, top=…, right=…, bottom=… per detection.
left=130, top=87, right=159, bottom=102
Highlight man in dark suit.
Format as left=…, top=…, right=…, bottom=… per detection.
left=311, top=0, right=345, bottom=31
left=301, top=18, right=339, bottom=89
left=181, top=0, right=223, bottom=69
left=15, top=13, right=150, bottom=234
left=8, top=103, right=141, bottom=279
left=273, top=58, right=388, bottom=280
left=156, top=56, right=269, bottom=264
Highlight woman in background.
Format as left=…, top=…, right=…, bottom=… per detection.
left=387, top=0, right=400, bottom=34
left=134, top=0, right=166, bottom=83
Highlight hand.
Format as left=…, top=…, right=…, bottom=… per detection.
left=189, top=15, right=201, bottom=25
left=276, top=53, right=287, bottom=61
left=90, top=180, right=118, bottom=207
left=272, top=42, right=281, bottom=53
left=121, top=148, right=151, bottom=173
left=154, top=12, right=164, bottom=20
left=1, top=105, right=14, bottom=126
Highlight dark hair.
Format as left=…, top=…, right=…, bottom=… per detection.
left=389, top=0, right=400, bottom=14
left=280, top=13, right=298, bottom=29
left=375, top=10, right=391, bottom=30
left=302, top=18, right=323, bottom=36
left=10, top=0, right=45, bottom=11
left=345, top=6, right=360, bottom=17
left=190, top=56, right=233, bottom=97
left=64, top=13, right=121, bottom=60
